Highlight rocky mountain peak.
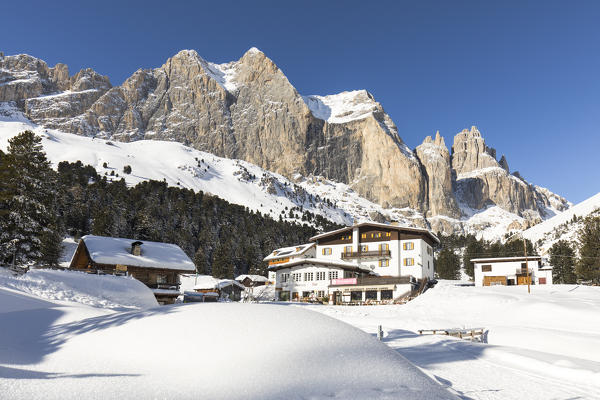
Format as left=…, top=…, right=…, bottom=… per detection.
left=499, top=155, right=509, bottom=173
left=452, top=125, right=499, bottom=175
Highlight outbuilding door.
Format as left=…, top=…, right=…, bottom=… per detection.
left=483, top=276, right=507, bottom=286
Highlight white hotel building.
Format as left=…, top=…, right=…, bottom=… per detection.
left=263, top=222, right=439, bottom=303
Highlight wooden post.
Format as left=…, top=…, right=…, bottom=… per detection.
left=524, top=239, right=530, bottom=294
left=378, top=325, right=383, bottom=341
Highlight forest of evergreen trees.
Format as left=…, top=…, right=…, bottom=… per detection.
left=0, top=131, right=342, bottom=278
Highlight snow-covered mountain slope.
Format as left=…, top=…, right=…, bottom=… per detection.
left=523, top=191, right=600, bottom=253
left=0, top=103, right=566, bottom=241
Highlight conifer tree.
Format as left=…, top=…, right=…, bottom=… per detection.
left=576, top=216, right=600, bottom=283
left=435, top=247, right=461, bottom=280
left=0, top=131, right=60, bottom=266
left=549, top=240, right=576, bottom=283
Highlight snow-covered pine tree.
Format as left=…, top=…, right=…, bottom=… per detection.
left=0, top=131, right=61, bottom=266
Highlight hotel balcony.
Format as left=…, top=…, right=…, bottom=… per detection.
left=341, top=250, right=391, bottom=260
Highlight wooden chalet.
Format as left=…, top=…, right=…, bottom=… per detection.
left=69, top=235, right=196, bottom=304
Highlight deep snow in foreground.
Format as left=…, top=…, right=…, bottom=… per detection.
left=0, top=282, right=454, bottom=400
left=0, top=269, right=157, bottom=310
left=299, top=281, right=600, bottom=399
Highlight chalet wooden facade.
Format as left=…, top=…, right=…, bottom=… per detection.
left=69, top=235, right=196, bottom=304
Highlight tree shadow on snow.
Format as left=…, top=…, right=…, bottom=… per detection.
left=0, top=288, right=176, bottom=368
left=0, top=365, right=140, bottom=380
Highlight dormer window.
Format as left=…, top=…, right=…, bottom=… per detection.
left=131, top=241, right=143, bottom=256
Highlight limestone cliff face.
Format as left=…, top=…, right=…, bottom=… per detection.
left=0, top=50, right=570, bottom=230
left=450, top=126, right=562, bottom=219
left=0, top=54, right=111, bottom=124
left=415, top=131, right=460, bottom=218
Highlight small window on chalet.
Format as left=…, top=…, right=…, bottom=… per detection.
left=344, top=246, right=352, bottom=254
left=385, top=232, right=391, bottom=238
left=403, top=258, right=414, bottom=266
left=322, top=248, right=332, bottom=255
left=361, top=233, right=367, bottom=239
left=341, top=235, right=352, bottom=241
left=375, top=232, right=381, bottom=238
left=403, top=242, right=414, bottom=250
left=482, top=265, right=492, bottom=272
left=328, top=271, right=339, bottom=280
left=379, top=259, right=389, bottom=267
left=360, top=245, right=368, bottom=252
left=343, top=271, right=354, bottom=278
left=156, top=274, right=167, bottom=284
left=379, top=243, right=389, bottom=251
left=521, top=262, right=527, bottom=269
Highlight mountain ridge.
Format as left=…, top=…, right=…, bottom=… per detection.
left=0, top=49, right=570, bottom=236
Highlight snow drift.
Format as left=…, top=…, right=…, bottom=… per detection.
left=0, top=268, right=158, bottom=309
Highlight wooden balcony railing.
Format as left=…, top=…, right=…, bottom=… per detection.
left=341, top=250, right=391, bottom=259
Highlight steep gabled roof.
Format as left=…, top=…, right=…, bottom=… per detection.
left=263, top=243, right=315, bottom=261
left=309, top=222, right=440, bottom=244
left=235, top=274, right=268, bottom=282
left=77, top=235, right=195, bottom=271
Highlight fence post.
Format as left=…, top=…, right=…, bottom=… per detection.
left=378, top=325, right=383, bottom=341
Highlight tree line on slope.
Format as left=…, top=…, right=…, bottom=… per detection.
left=0, top=131, right=342, bottom=278
left=434, top=223, right=600, bottom=284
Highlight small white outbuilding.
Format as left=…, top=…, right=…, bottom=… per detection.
left=471, top=256, right=553, bottom=287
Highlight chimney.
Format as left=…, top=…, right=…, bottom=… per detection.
left=131, top=241, right=143, bottom=256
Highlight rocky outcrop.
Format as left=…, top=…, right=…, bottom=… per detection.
left=415, top=131, right=460, bottom=218
left=0, top=54, right=111, bottom=126
left=0, top=50, right=570, bottom=232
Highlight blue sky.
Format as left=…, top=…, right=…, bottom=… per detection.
left=2, top=0, right=599, bottom=203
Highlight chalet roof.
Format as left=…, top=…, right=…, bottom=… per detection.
left=470, top=256, right=542, bottom=263
left=267, top=257, right=373, bottom=273
left=309, top=222, right=440, bottom=244
left=235, top=274, right=268, bottom=282
left=193, top=275, right=246, bottom=290
left=78, top=235, right=195, bottom=271
left=263, top=243, right=315, bottom=261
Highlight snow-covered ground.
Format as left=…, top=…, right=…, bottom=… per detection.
left=0, top=273, right=455, bottom=400
left=0, top=268, right=157, bottom=310
left=298, top=281, right=600, bottom=399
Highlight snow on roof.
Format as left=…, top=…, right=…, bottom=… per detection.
left=79, top=235, right=195, bottom=272
left=263, top=243, right=315, bottom=261
left=193, top=275, right=245, bottom=290
left=235, top=274, right=268, bottom=282
left=470, top=256, right=542, bottom=263
left=267, top=257, right=372, bottom=273
left=309, top=222, right=440, bottom=244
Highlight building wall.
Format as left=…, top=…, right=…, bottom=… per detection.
left=474, top=260, right=541, bottom=287
left=275, top=264, right=347, bottom=299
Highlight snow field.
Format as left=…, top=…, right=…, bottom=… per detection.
left=298, top=281, right=600, bottom=399
left=0, top=292, right=457, bottom=400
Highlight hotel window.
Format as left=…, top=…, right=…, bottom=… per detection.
left=281, top=273, right=289, bottom=283
left=385, top=232, right=391, bottom=238
left=317, top=290, right=325, bottom=298
left=379, top=243, right=389, bottom=251
left=342, top=235, right=352, bottom=241
left=292, top=273, right=301, bottom=282
left=379, top=259, right=389, bottom=267
left=374, top=232, right=381, bottom=238
left=328, top=271, right=339, bottom=280
left=404, top=258, right=415, bottom=266
left=343, top=271, right=354, bottom=278
left=322, top=247, right=332, bottom=255
left=156, top=274, right=167, bottom=284
left=427, top=246, right=433, bottom=256
left=360, top=245, right=368, bottom=252
left=344, top=246, right=352, bottom=254
left=316, top=271, right=326, bottom=281
left=482, top=265, right=492, bottom=272
left=304, top=272, right=314, bottom=281
left=361, top=233, right=367, bottom=239
left=403, top=242, right=414, bottom=250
